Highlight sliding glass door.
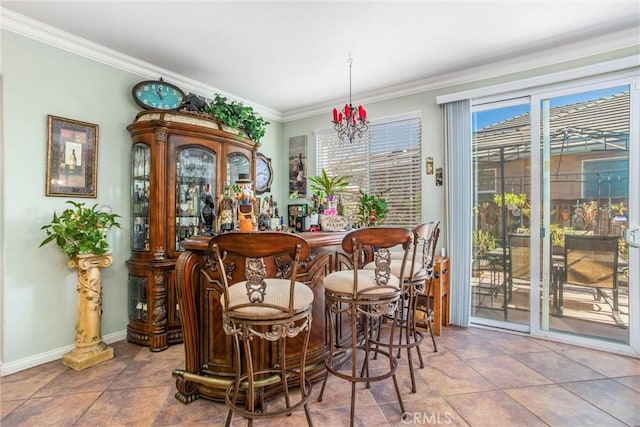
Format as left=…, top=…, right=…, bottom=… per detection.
left=471, top=98, right=532, bottom=332
left=471, top=77, right=637, bottom=351
left=536, top=83, right=631, bottom=345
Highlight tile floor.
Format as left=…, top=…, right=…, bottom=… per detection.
left=1, top=326, right=639, bottom=426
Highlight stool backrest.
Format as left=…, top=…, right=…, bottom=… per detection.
left=412, top=221, right=441, bottom=280
left=208, top=231, right=310, bottom=315
left=342, top=227, right=413, bottom=297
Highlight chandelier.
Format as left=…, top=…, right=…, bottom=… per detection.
left=332, top=56, right=368, bottom=143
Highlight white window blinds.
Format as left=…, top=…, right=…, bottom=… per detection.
left=316, top=113, right=422, bottom=226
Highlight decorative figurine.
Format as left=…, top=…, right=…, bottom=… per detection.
left=200, top=183, right=215, bottom=235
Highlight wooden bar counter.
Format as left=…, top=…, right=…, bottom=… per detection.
left=172, top=231, right=355, bottom=404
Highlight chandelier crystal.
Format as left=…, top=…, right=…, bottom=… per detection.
left=332, top=56, right=368, bottom=143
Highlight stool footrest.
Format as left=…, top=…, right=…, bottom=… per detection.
left=225, top=371, right=312, bottom=421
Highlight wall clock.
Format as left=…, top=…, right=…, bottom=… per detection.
left=132, top=79, right=185, bottom=110
left=255, top=153, right=273, bottom=194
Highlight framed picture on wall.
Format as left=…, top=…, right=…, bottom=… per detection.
left=289, top=135, right=307, bottom=197
left=45, top=115, right=99, bottom=197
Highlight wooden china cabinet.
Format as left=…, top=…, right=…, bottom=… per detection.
left=126, top=110, right=257, bottom=351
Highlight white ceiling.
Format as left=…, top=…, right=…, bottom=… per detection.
left=2, top=1, right=639, bottom=121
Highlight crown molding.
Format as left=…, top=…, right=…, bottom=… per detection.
left=283, top=27, right=639, bottom=122
left=2, top=7, right=636, bottom=124
left=0, top=8, right=283, bottom=122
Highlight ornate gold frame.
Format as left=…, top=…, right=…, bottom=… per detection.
left=45, top=115, right=99, bottom=197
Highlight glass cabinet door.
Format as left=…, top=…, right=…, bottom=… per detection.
left=226, top=152, right=251, bottom=187
left=131, top=143, right=150, bottom=251
left=128, top=275, right=148, bottom=322
left=175, top=147, right=217, bottom=250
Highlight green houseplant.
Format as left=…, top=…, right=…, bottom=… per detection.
left=357, top=190, right=389, bottom=227
left=204, top=94, right=270, bottom=142
left=40, top=201, right=121, bottom=258
left=308, top=169, right=350, bottom=199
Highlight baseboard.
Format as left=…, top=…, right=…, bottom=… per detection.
left=0, top=330, right=127, bottom=376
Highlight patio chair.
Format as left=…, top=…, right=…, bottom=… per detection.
left=563, top=234, right=620, bottom=319
left=507, top=234, right=552, bottom=319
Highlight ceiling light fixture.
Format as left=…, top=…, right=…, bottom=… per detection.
left=332, top=55, right=368, bottom=143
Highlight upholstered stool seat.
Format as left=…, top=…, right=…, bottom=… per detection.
left=317, top=227, right=413, bottom=427
left=221, top=278, right=314, bottom=316
left=209, top=232, right=314, bottom=427
left=323, top=269, right=402, bottom=295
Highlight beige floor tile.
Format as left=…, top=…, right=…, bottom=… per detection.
left=446, top=390, right=547, bottom=427
left=559, top=347, right=640, bottom=378
left=613, top=375, right=640, bottom=392
left=511, top=351, right=604, bottom=383
left=0, top=400, right=24, bottom=419
left=561, top=378, right=640, bottom=426
left=75, top=386, right=172, bottom=426
left=464, top=355, right=553, bottom=389
left=308, top=403, right=389, bottom=427
left=482, top=334, right=551, bottom=354
left=505, top=384, right=625, bottom=426
left=154, top=391, right=228, bottom=426
left=0, top=392, right=100, bottom=427
left=414, top=359, right=496, bottom=396
left=436, top=336, right=506, bottom=360
left=31, top=359, right=128, bottom=398
left=0, top=360, right=67, bottom=401
left=107, top=358, right=183, bottom=390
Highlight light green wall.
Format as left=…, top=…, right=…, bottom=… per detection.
left=2, top=30, right=136, bottom=365
left=0, top=30, right=282, bottom=370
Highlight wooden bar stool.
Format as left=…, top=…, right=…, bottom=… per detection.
left=317, top=227, right=412, bottom=427
left=365, top=222, right=441, bottom=393
left=208, top=232, right=314, bottom=427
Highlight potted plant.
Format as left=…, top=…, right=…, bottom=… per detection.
left=40, top=201, right=121, bottom=257
left=40, top=201, right=121, bottom=371
left=356, top=190, right=389, bottom=227
left=204, top=94, right=270, bottom=142
left=308, top=169, right=350, bottom=212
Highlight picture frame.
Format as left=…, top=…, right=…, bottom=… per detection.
left=289, top=135, right=307, bottom=197
left=45, top=115, right=99, bottom=198
left=288, top=204, right=307, bottom=228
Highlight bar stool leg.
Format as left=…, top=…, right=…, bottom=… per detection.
left=225, top=334, right=243, bottom=427
left=388, top=308, right=406, bottom=417
left=316, top=303, right=335, bottom=403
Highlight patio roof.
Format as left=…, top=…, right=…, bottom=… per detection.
left=474, top=91, right=630, bottom=163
